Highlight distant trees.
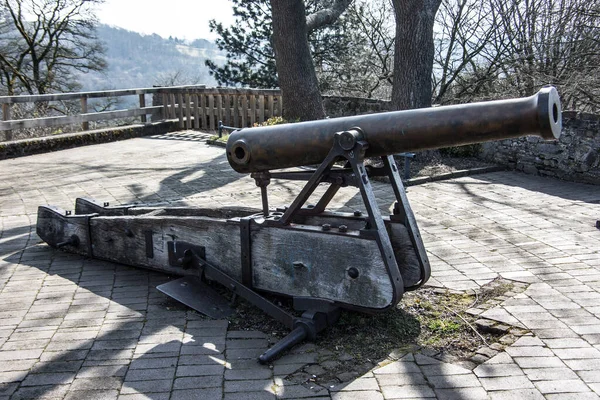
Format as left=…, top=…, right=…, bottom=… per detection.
left=0, top=0, right=106, bottom=96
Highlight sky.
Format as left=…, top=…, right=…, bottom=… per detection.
left=95, top=0, right=236, bottom=41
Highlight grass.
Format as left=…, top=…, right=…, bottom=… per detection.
left=209, top=133, right=229, bottom=143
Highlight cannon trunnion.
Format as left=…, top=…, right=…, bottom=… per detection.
left=36, top=88, right=562, bottom=363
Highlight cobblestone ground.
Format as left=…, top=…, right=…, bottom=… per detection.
left=1, top=131, right=599, bottom=399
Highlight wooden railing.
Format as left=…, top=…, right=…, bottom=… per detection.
left=156, top=87, right=283, bottom=131
left=0, top=85, right=283, bottom=141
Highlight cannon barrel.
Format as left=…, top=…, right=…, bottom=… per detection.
left=227, top=86, right=562, bottom=173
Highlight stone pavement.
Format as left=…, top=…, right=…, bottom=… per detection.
left=0, top=131, right=599, bottom=400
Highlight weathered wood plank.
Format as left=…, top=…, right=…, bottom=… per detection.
left=208, top=95, right=215, bottom=131
left=85, top=214, right=397, bottom=310
left=241, top=95, right=248, bottom=127
left=139, top=94, right=147, bottom=123
left=251, top=226, right=394, bottom=309
left=36, top=206, right=92, bottom=257
left=193, top=94, right=199, bottom=130
left=268, top=95, right=274, bottom=119
left=233, top=95, right=239, bottom=128
left=80, top=97, right=89, bottom=130
left=216, top=94, right=223, bottom=127
left=185, top=93, right=192, bottom=129
left=162, top=93, right=169, bottom=120
left=90, top=216, right=243, bottom=281
left=250, top=95, right=256, bottom=126
left=200, top=94, right=207, bottom=129
left=224, top=94, right=231, bottom=126
left=177, top=93, right=184, bottom=128
left=258, top=95, right=265, bottom=123
left=169, top=94, right=176, bottom=119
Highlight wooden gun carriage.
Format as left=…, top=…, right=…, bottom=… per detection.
left=37, top=87, right=562, bottom=363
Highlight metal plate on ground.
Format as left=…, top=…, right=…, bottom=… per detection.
left=156, top=276, right=235, bottom=319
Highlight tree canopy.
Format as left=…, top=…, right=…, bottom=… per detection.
left=0, top=0, right=106, bottom=96
left=208, top=0, right=600, bottom=115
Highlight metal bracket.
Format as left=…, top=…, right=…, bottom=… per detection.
left=167, top=241, right=206, bottom=270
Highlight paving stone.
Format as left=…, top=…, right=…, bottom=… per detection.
left=474, top=363, right=524, bottom=377
left=70, top=377, right=123, bottom=391
left=330, top=377, right=380, bottom=392
left=20, top=372, right=75, bottom=386
left=128, top=356, right=178, bottom=369
left=380, top=384, right=435, bottom=398
left=433, top=387, right=489, bottom=400
left=523, top=367, right=579, bottom=381
left=544, top=338, right=591, bottom=348
left=534, top=379, right=592, bottom=393
left=373, top=361, right=421, bottom=375
left=275, top=383, right=329, bottom=399
left=224, top=379, right=276, bottom=393
left=545, top=393, right=600, bottom=400
left=420, top=362, right=472, bottom=376
left=489, top=388, right=545, bottom=400
left=479, top=375, right=535, bottom=391
left=330, top=391, right=384, bottom=400
left=77, top=366, right=127, bottom=378
left=0, top=349, right=43, bottom=361
left=224, top=392, right=276, bottom=400
left=11, top=384, right=70, bottom=399
left=224, top=368, right=273, bottom=381
left=175, top=365, right=224, bottom=377
left=124, top=367, right=175, bottom=382
left=513, top=357, right=566, bottom=369
left=120, top=379, right=173, bottom=394
left=552, top=347, right=600, bottom=359
left=505, top=346, right=554, bottom=358
left=173, top=376, right=222, bottom=390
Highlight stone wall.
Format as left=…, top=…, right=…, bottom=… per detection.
left=480, top=111, right=600, bottom=184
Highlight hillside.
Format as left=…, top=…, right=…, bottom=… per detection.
left=79, top=24, right=225, bottom=91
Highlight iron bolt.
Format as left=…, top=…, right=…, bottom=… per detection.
left=353, top=210, right=362, bottom=217
left=338, top=225, right=348, bottom=232
left=347, top=267, right=359, bottom=279
left=322, top=224, right=331, bottom=231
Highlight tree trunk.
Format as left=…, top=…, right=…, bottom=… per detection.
left=391, top=0, right=442, bottom=110
left=270, top=0, right=325, bottom=121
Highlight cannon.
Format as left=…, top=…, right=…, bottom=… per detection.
left=36, top=87, right=562, bottom=363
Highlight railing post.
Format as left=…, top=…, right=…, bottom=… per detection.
left=177, top=92, right=184, bottom=128
left=185, top=93, right=192, bottom=129
left=2, top=103, right=12, bottom=141
left=161, top=93, right=168, bottom=120
left=139, top=93, right=147, bottom=123
left=80, top=97, right=89, bottom=131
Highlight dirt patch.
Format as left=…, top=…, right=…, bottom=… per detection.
left=216, top=277, right=529, bottom=384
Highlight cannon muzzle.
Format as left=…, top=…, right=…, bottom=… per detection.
left=227, top=86, right=561, bottom=173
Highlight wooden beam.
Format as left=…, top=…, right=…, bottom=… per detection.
left=0, top=107, right=162, bottom=131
